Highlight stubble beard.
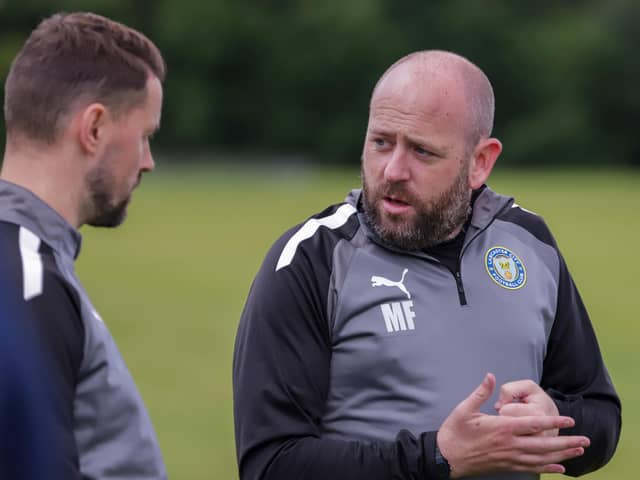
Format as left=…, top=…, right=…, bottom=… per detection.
left=84, top=163, right=132, bottom=228
left=362, top=161, right=472, bottom=251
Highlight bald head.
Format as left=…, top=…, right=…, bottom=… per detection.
left=371, top=50, right=495, bottom=146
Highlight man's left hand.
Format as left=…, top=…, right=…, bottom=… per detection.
left=494, top=380, right=560, bottom=437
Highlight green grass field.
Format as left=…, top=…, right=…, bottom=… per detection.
left=75, top=165, right=639, bottom=479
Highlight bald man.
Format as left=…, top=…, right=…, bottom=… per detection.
left=233, top=50, right=621, bottom=480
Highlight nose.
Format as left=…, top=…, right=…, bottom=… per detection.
left=142, top=145, right=156, bottom=173
left=383, top=145, right=410, bottom=183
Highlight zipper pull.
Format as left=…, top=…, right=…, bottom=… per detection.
left=455, top=271, right=464, bottom=293
left=454, top=271, right=468, bottom=305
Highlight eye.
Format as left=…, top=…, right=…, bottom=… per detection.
left=414, top=145, right=430, bottom=156
left=372, top=137, right=389, bottom=149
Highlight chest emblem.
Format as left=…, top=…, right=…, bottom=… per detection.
left=485, top=246, right=526, bottom=290
left=371, top=268, right=411, bottom=299
left=371, top=269, right=415, bottom=333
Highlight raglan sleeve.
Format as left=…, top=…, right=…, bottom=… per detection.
left=23, top=270, right=85, bottom=477
left=541, top=251, right=621, bottom=476
left=232, top=216, right=443, bottom=480
left=0, top=236, right=84, bottom=479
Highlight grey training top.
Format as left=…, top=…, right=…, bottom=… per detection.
left=234, top=186, right=620, bottom=480
left=0, top=179, right=166, bottom=479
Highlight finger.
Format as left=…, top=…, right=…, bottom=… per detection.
left=511, top=415, right=576, bottom=435
left=498, top=403, right=559, bottom=437
left=537, top=463, right=565, bottom=474
left=536, top=463, right=565, bottom=473
left=493, top=441, right=587, bottom=474
left=516, top=446, right=585, bottom=469
left=500, top=403, right=559, bottom=437
left=495, top=379, right=539, bottom=410
left=507, top=462, right=566, bottom=475
left=509, top=461, right=567, bottom=475
left=497, top=402, right=543, bottom=418
left=459, top=373, right=496, bottom=414
left=514, top=434, right=590, bottom=454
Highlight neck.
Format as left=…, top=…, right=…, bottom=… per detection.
left=445, top=223, right=466, bottom=242
left=1, top=142, right=85, bottom=229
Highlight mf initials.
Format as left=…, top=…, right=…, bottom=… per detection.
left=380, top=301, right=416, bottom=333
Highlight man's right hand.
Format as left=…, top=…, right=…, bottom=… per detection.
left=436, top=373, right=590, bottom=478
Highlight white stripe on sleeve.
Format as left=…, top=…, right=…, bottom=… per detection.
left=19, top=226, right=43, bottom=301
left=511, top=203, right=538, bottom=216
left=276, top=204, right=357, bottom=271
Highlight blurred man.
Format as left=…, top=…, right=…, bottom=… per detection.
left=233, top=50, right=621, bottom=479
left=0, top=12, right=166, bottom=479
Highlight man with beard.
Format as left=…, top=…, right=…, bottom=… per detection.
left=233, top=50, right=620, bottom=479
left=0, top=12, right=166, bottom=479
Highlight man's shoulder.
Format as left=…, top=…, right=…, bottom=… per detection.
left=0, top=219, right=84, bottom=381
left=241, top=200, right=363, bottom=335
left=0, top=220, right=81, bottom=308
left=265, top=200, right=362, bottom=274
left=0, top=221, right=44, bottom=284
left=495, top=201, right=556, bottom=248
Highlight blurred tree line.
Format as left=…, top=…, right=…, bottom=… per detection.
left=1, top=0, right=639, bottom=166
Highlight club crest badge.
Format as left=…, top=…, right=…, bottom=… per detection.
left=485, top=246, right=526, bottom=290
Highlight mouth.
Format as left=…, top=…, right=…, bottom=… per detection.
left=384, top=194, right=410, bottom=206
left=382, top=195, right=412, bottom=215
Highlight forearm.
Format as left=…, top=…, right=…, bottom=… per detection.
left=552, top=393, right=621, bottom=476
left=241, top=430, right=440, bottom=480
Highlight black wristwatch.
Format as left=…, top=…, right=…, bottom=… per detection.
left=434, top=442, right=451, bottom=479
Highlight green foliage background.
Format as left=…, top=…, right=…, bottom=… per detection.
left=1, top=0, right=640, bottom=166
left=74, top=165, right=637, bottom=479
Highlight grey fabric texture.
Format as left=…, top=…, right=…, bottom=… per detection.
left=0, top=180, right=167, bottom=479
left=323, top=188, right=560, bottom=479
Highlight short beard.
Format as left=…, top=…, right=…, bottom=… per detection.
left=362, top=162, right=471, bottom=251
left=84, top=164, right=130, bottom=228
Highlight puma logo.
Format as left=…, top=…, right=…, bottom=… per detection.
left=371, top=268, right=411, bottom=299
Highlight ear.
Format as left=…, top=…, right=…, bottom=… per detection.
left=77, top=103, right=110, bottom=156
left=468, top=137, right=502, bottom=189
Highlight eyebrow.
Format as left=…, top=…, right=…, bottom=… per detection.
left=368, top=128, right=448, bottom=155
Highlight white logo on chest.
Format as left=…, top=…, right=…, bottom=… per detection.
left=379, top=301, right=416, bottom=333
left=371, top=269, right=416, bottom=332
left=370, top=268, right=411, bottom=299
